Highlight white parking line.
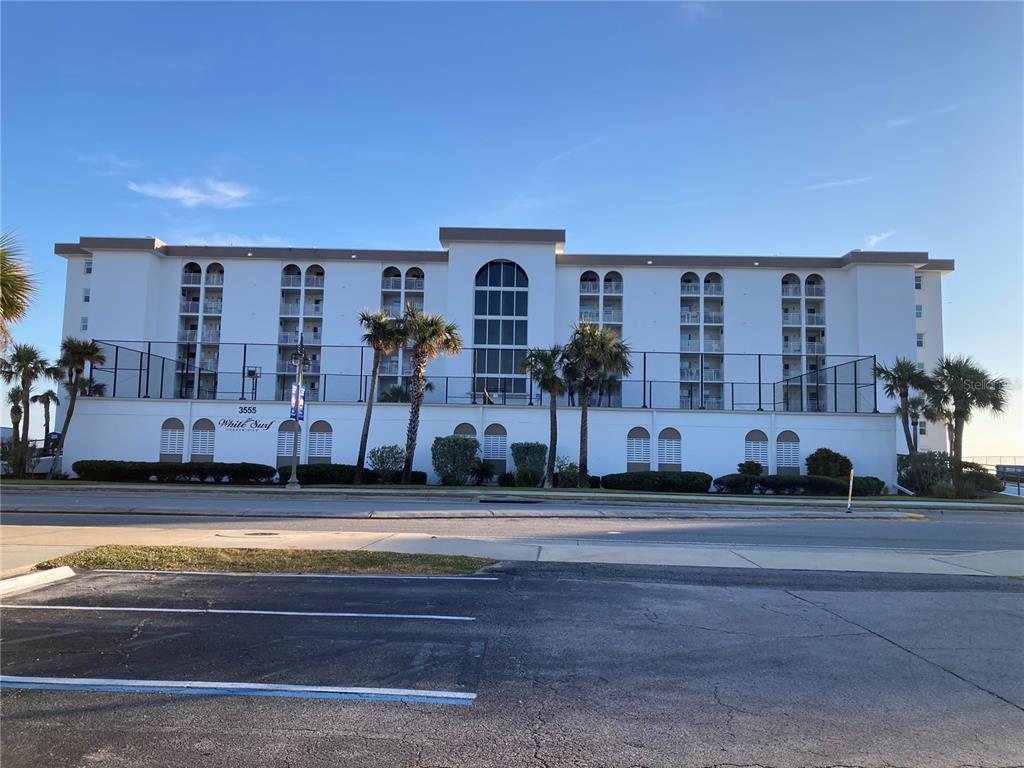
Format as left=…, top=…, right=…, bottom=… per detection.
left=0, top=604, right=475, bottom=622
left=0, top=675, right=476, bottom=705
left=91, top=569, right=499, bottom=581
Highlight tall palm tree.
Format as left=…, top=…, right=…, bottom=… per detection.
left=874, top=357, right=929, bottom=457
left=47, top=338, right=106, bottom=479
left=30, top=388, right=60, bottom=440
left=1, top=344, right=58, bottom=477
left=521, top=346, right=565, bottom=488
left=906, top=394, right=928, bottom=453
left=355, top=309, right=406, bottom=483
left=928, top=355, right=1009, bottom=493
left=0, top=232, right=35, bottom=350
left=400, top=307, right=462, bottom=483
left=564, top=324, right=632, bottom=486
left=6, top=386, right=23, bottom=445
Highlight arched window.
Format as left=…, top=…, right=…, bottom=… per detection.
left=776, top=430, right=800, bottom=475
left=474, top=261, right=529, bottom=400
left=580, top=270, right=599, bottom=294
left=626, top=427, right=651, bottom=472
left=482, top=423, right=508, bottom=473
left=305, top=264, right=325, bottom=289
left=160, top=418, right=185, bottom=463
left=804, top=274, right=824, bottom=297
left=657, top=428, right=682, bottom=470
left=405, top=267, right=424, bottom=292
left=190, top=418, right=215, bottom=461
left=182, top=262, right=202, bottom=287
left=276, top=421, right=298, bottom=467
left=603, top=271, right=623, bottom=295
left=781, top=273, right=801, bottom=298
left=681, top=271, right=700, bottom=296
left=454, top=422, right=477, bottom=437
left=205, top=262, right=224, bottom=286
left=308, top=420, right=332, bottom=464
left=703, top=272, right=724, bottom=296
left=744, top=429, right=769, bottom=466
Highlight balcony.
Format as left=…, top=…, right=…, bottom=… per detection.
left=603, top=309, right=623, bottom=323
left=782, top=342, right=802, bottom=354
left=703, top=311, right=724, bottom=324
left=580, top=282, right=600, bottom=294
left=781, top=311, right=802, bottom=325
left=305, top=276, right=325, bottom=289
left=680, top=283, right=700, bottom=296
left=203, top=301, right=222, bottom=315
left=703, top=369, right=724, bottom=382
left=305, top=332, right=323, bottom=345
left=603, top=281, right=623, bottom=295
left=281, top=275, right=302, bottom=288
left=205, top=273, right=224, bottom=286
left=379, top=359, right=413, bottom=377
left=703, top=340, right=724, bottom=352
left=201, top=329, right=221, bottom=344
left=405, top=277, right=424, bottom=291
left=703, top=396, right=724, bottom=410
left=381, top=277, right=403, bottom=290
left=179, top=300, right=200, bottom=314
left=579, top=310, right=600, bottom=323
left=182, top=273, right=202, bottom=286
left=679, top=311, right=700, bottom=324
left=303, top=304, right=324, bottom=317
left=805, top=285, right=825, bottom=297
left=805, top=313, right=826, bottom=326
left=177, top=330, right=198, bottom=343
left=782, top=285, right=801, bottom=297
left=679, top=368, right=722, bottom=382
left=680, top=368, right=700, bottom=381
left=680, top=340, right=700, bottom=352
left=280, top=302, right=300, bottom=316
left=199, top=357, right=219, bottom=370
left=806, top=341, right=826, bottom=354
left=703, top=283, right=724, bottom=296
left=279, top=332, right=300, bottom=345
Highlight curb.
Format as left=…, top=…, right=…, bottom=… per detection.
left=0, top=566, right=76, bottom=597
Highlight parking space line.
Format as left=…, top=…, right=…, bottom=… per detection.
left=90, top=569, right=499, bottom=581
left=0, top=675, right=476, bottom=706
left=0, top=604, right=475, bottom=622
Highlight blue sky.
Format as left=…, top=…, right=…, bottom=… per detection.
left=2, top=1, right=1021, bottom=453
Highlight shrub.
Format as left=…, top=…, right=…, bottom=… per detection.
left=431, top=435, right=480, bottom=486
left=758, top=474, right=847, bottom=495
left=600, top=471, right=713, bottom=493
left=899, top=452, right=950, bottom=495
left=737, top=460, right=764, bottom=476
left=511, top=442, right=547, bottom=478
left=554, top=456, right=579, bottom=488
left=497, top=472, right=516, bottom=487
left=851, top=475, right=886, bottom=496
left=368, top=444, right=405, bottom=483
left=405, top=470, right=428, bottom=485
left=73, top=460, right=276, bottom=484
left=515, top=468, right=543, bottom=488
left=279, top=463, right=379, bottom=485
left=963, top=470, right=1004, bottom=494
left=471, top=458, right=495, bottom=486
left=805, top=448, right=853, bottom=478
left=713, top=473, right=759, bottom=494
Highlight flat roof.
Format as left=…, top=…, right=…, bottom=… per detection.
left=438, top=227, right=566, bottom=246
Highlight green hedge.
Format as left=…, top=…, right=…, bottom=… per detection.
left=713, top=473, right=760, bottom=494
left=278, top=463, right=428, bottom=485
left=713, top=472, right=887, bottom=496
left=600, top=471, right=713, bottom=493
left=851, top=475, right=887, bottom=496
left=73, top=460, right=276, bottom=484
left=804, top=447, right=853, bottom=478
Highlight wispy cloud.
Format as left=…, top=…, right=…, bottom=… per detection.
left=866, top=230, right=895, bottom=248
left=885, top=101, right=967, bottom=130
left=127, top=179, right=254, bottom=208
left=806, top=177, right=871, bottom=191
left=176, top=233, right=288, bottom=247
left=77, top=152, right=136, bottom=176
left=679, top=2, right=709, bottom=23
left=535, top=136, right=606, bottom=173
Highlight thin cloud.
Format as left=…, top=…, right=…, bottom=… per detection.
left=535, top=136, right=606, bottom=173
left=77, top=152, right=136, bottom=176
left=127, top=179, right=253, bottom=208
left=885, top=101, right=967, bottom=130
left=176, top=233, right=288, bottom=247
left=806, top=177, right=871, bottom=191
left=866, top=230, right=894, bottom=248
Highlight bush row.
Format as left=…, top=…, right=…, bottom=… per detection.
left=713, top=473, right=886, bottom=496
left=73, top=460, right=276, bottom=484
left=279, top=463, right=427, bottom=485
left=600, top=471, right=713, bottom=493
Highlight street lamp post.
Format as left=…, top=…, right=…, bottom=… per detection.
left=287, top=334, right=310, bottom=490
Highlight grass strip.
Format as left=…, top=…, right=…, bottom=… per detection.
left=35, top=545, right=495, bottom=576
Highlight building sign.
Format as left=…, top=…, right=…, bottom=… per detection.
left=218, top=406, right=275, bottom=432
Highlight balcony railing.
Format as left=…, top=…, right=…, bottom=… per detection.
left=280, top=302, right=300, bottom=315
left=379, top=359, right=413, bottom=377
left=679, top=368, right=723, bottom=382
left=580, top=282, right=600, bottom=294
left=279, top=332, right=299, bottom=345
left=305, top=276, right=325, bottom=288
left=603, top=281, right=623, bottom=295
left=177, top=330, right=197, bottom=342
left=703, top=340, right=724, bottom=352
left=182, top=273, right=202, bottom=286
left=580, top=310, right=601, bottom=322
left=782, top=342, right=802, bottom=354
left=805, top=285, right=825, bottom=297
left=703, top=311, right=724, bottom=324
left=303, top=305, right=324, bottom=317
left=199, top=357, right=219, bottom=370
left=381, top=277, right=403, bottom=290
left=680, top=283, right=700, bottom=295
left=806, top=341, right=826, bottom=354
left=703, top=396, right=724, bottom=410
left=201, top=329, right=221, bottom=344
left=805, top=313, right=826, bottom=325
left=603, top=310, right=623, bottom=323
left=305, top=332, right=323, bottom=345
left=781, top=312, right=802, bottom=325
left=203, top=301, right=222, bottom=315
left=405, top=277, right=424, bottom=291
left=782, top=285, right=802, bottom=297
left=679, top=311, right=700, bottom=324
left=205, top=274, right=224, bottom=286
left=179, top=300, right=200, bottom=314
left=703, top=283, right=724, bottom=296
left=281, top=275, right=302, bottom=288
left=680, top=340, right=700, bottom=352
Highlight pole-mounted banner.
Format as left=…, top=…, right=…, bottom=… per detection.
left=289, top=383, right=306, bottom=421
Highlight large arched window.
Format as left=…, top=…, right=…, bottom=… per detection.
left=603, top=271, right=623, bottom=295
left=781, top=273, right=801, bottom=297
left=482, top=423, right=508, bottom=473
left=182, top=262, right=202, bottom=286
left=580, top=270, right=600, bottom=294
left=405, top=267, right=424, bottom=292
left=205, top=262, right=224, bottom=286
left=474, top=261, right=529, bottom=400
left=160, top=418, right=185, bottom=463
left=305, top=264, right=325, bottom=289
left=776, top=430, right=800, bottom=475
left=657, top=428, right=682, bottom=471
left=804, top=274, right=824, bottom=297
left=454, top=422, right=477, bottom=437
left=282, top=264, right=302, bottom=288
left=190, top=418, right=215, bottom=462
left=276, top=421, right=298, bottom=468
left=626, top=427, right=651, bottom=472
left=703, top=272, right=724, bottom=296
left=308, top=420, right=332, bottom=464
left=681, top=272, right=700, bottom=295
left=744, top=429, right=769, bottom=466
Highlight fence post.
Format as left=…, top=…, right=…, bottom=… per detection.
left=872, top=355, right=879, bottom=412
left=471, top=349, right=477, bottom=405
left=528, top=376, right=533, bottom=406
left=731, top=382, right=735, bottom=411
left=699, top=353, right=705, bottom=409
left=144, top=341, right=152, bottom=398
left=358, top=347, right=365, bottom=402
left=833, top=366, right=838, bottom=414
left=853, top=359, right=858, bottom=413
left=240, top=343, right=248, bottom=400
left=137, top=348, right=144, bottom=398
left=445, top=377, right=449, bottom=404
left=642, top=352, right=648, bottom=408
left=757, top=354, right=763, bottom=410
left=112, top=346, right=119, bottom=397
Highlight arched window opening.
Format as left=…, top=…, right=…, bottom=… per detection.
left=474, top=261, right=529, bottom=401
left=182, top=262, right=202, bottom=287
left=603, top=271, right=623, bottom=295
left=308, top=420, right=332, bottom=464
left=804, top=274, right=825, bottom=297
left=454, top=423, right=477, bottom=437
left=305, top=264, right=325, bottom=289
left=190, top=418, right=215, bottom=461
left=703, top=272, right=724, bottom=296
left=405, top=267, right=425, bottom=292
left=580, top=270, right=600, bottom=294
left=205, top=263, right=224, bottom=286
left=626, top=427, right=651, bottom=472
left=276, top=421, right=298, bottom=468
left=657, top=428, right=682, bottom=471
left=482, top=424, right=508, bottom=473
left=744, top=429, right=769, bottom=467
left=282, top=264, right=302, bottom=288
left=776, top=430, right=800, bottom=475
left=160, top=418, right=185, bottom=463
left=681, top=272, right=700, bottom=296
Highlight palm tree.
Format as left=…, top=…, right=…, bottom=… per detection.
left=521, top=346, right=565, bottom=488
left=6, top=386, right=23, bottom=444
left=355, top=310, right=406, bottom=484
left=0, top=232, right=35, bottom=350
left=928, top=355, right=1009, bottom=493
left=564, top=324, right=632, bottom=486
left=906, top=394, right=928, bottom=453
left=30, top=388, right=60, bottom=441
left=874, top=357, right=929, bottom=457
left=47, top=338, right=106, bottom=479
left=1, top=344, right=58, bottom=477
left=400, top=307, right=462, bottom=483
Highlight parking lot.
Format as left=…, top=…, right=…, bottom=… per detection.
left=2, top=564, right=1023, bottom=767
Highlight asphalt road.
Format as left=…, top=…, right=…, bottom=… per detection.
left=2, top=565, right=1022, bottom=767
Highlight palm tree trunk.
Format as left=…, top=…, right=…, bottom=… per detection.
left=47, top=380, right=77, bottom=479
left=42, top=404, right=51, bottom=440
left=402, top=355, right=427, bottom=484
left=951, top=409, right=967, bottom=495
left=545, top=394, right=557, bottom=488
left=899, top=391, right=916, bottom=457
left=10, top=410, right=20, bottom=445
left=354, top=351, right=382, bottom=484
left=945, top=421, right=954, bottom=455
left=578, top=384, right=591, bottom=487
left=19, top=373, right=31, bottom=478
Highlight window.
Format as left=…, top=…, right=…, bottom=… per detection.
left=473, top=261, right=529, bottom=398
left=190, top=418, right=215, bottom=460
left=916, top=362, right=925, bottom=372
left=919, top=422, right=927, bottom=436
left=744, top=429, right=769, bottom=465
left=916, top=333, right=925, bottom=348
left=308, top=420, right=332, bottom=463
left=83, top=288, right=90, bottom=303
left=776, top=430, right=800, bottom=476
left=626, top=427, right=651, bottom=472
left=159, top=418, right=185, bottom=462
left=657, top=428, right=682, bottom=470
left=915, top=304, right=923, bottom=319
left=84, top=260, right=93, bottom=274
left=482, top=424, right=507, bottom=473
left=454, top=423, right=477, bottom=437
left=915, top=274, right=922, bottom=290
left=80, top=316, right=88, bottom=332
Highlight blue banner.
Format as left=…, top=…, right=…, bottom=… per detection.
left=289, top=383, right=306, bottom=420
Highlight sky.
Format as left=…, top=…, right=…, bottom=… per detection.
left=1, top=1, right=1021, bottom=455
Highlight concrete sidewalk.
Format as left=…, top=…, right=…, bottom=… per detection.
left=3, top=522, right=1022, bottom=578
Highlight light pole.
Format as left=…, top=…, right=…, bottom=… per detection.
left=287, top=334, right=310, bottom=490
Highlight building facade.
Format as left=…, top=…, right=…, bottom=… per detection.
left=55, top=227, right=954, bottom=483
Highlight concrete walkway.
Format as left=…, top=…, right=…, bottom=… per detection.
left=3, top=522, right=1022, bottom=578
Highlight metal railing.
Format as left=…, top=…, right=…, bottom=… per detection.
left=703, top=311, right=724, bottom=324
left=201, top=330, right=221, bottom=344
left=203, top=301, right=223, bottom=315
left=182, top=273, right=202, bottom=286
left=806, top=341, right=826, bottom=354
left=281, top=275, right=302, bottom=288
left=177, top=330, right=197, bottom=342
left=703, top=340, right=724, bottom=352
left=782, top=342, right=802, bottom=354
left=781, top=312, right=801, bottom=325
left=280, top=302, right=300, bottom=315
left=603, top=310, right=623, bottom=323
left=680, top=340, right=700, bottom=352
left=405, top=277, right=424, bottom=291
left=180, top=300, right=200, bottom=314
left=205, top=273, right=224, bottom=286
left=381, top=277, right=403, bottom=290
left=680, top=311, right=700, bottom=324
left=805, top=285, right=825, bottom=297
left=703, top=283, right=724, bottom=296
left=305, top=276, right=325, bottom=288
left=580, top=310, right=600, bottom=322
left=805, top=313, right=826, bottom=325
left=680, top=284, right=700, bottom=295
left=580, top=282, right=600, bottom=294
left=303, top=305, right=324, bottom=317
left=781, top=285, right=801, bottom=297
left=279, top=332, right=299, bottom=345
left=603, top=281, right=623, bottom=294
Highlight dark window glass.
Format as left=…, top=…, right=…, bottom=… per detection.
left=488, top=320, right=500, bottom=344
left=487, top=291, right=501, bottom=315
left=501, top=263, right=515, bottom=287
left=512, top=378, right=526, bottom=394
left=500, top=349, right=513, bottom=373
left=515, top=266, right=528, bottom=287
left=474, top=350, right=486, bottom=372
left=487, top=349, right=499, bottom=372
left=513, top=349, right=526, bottom=370
left=474, top=319, right=486, bottom=342
left=501, top=320, right=513, bottom=345
left=501, top=291, right=515, bottom=316
left=515, top=292, right=528, bottom=316
left=475, top=291, right=487, bottom=315
left=514, top=321, right=527, bottom=345
left=476, top=269, right=488, bottom=287
left=488, top=263, right=502, bottom=287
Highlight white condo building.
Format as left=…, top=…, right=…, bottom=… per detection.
left=55, top=227, right=953, bottom=484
